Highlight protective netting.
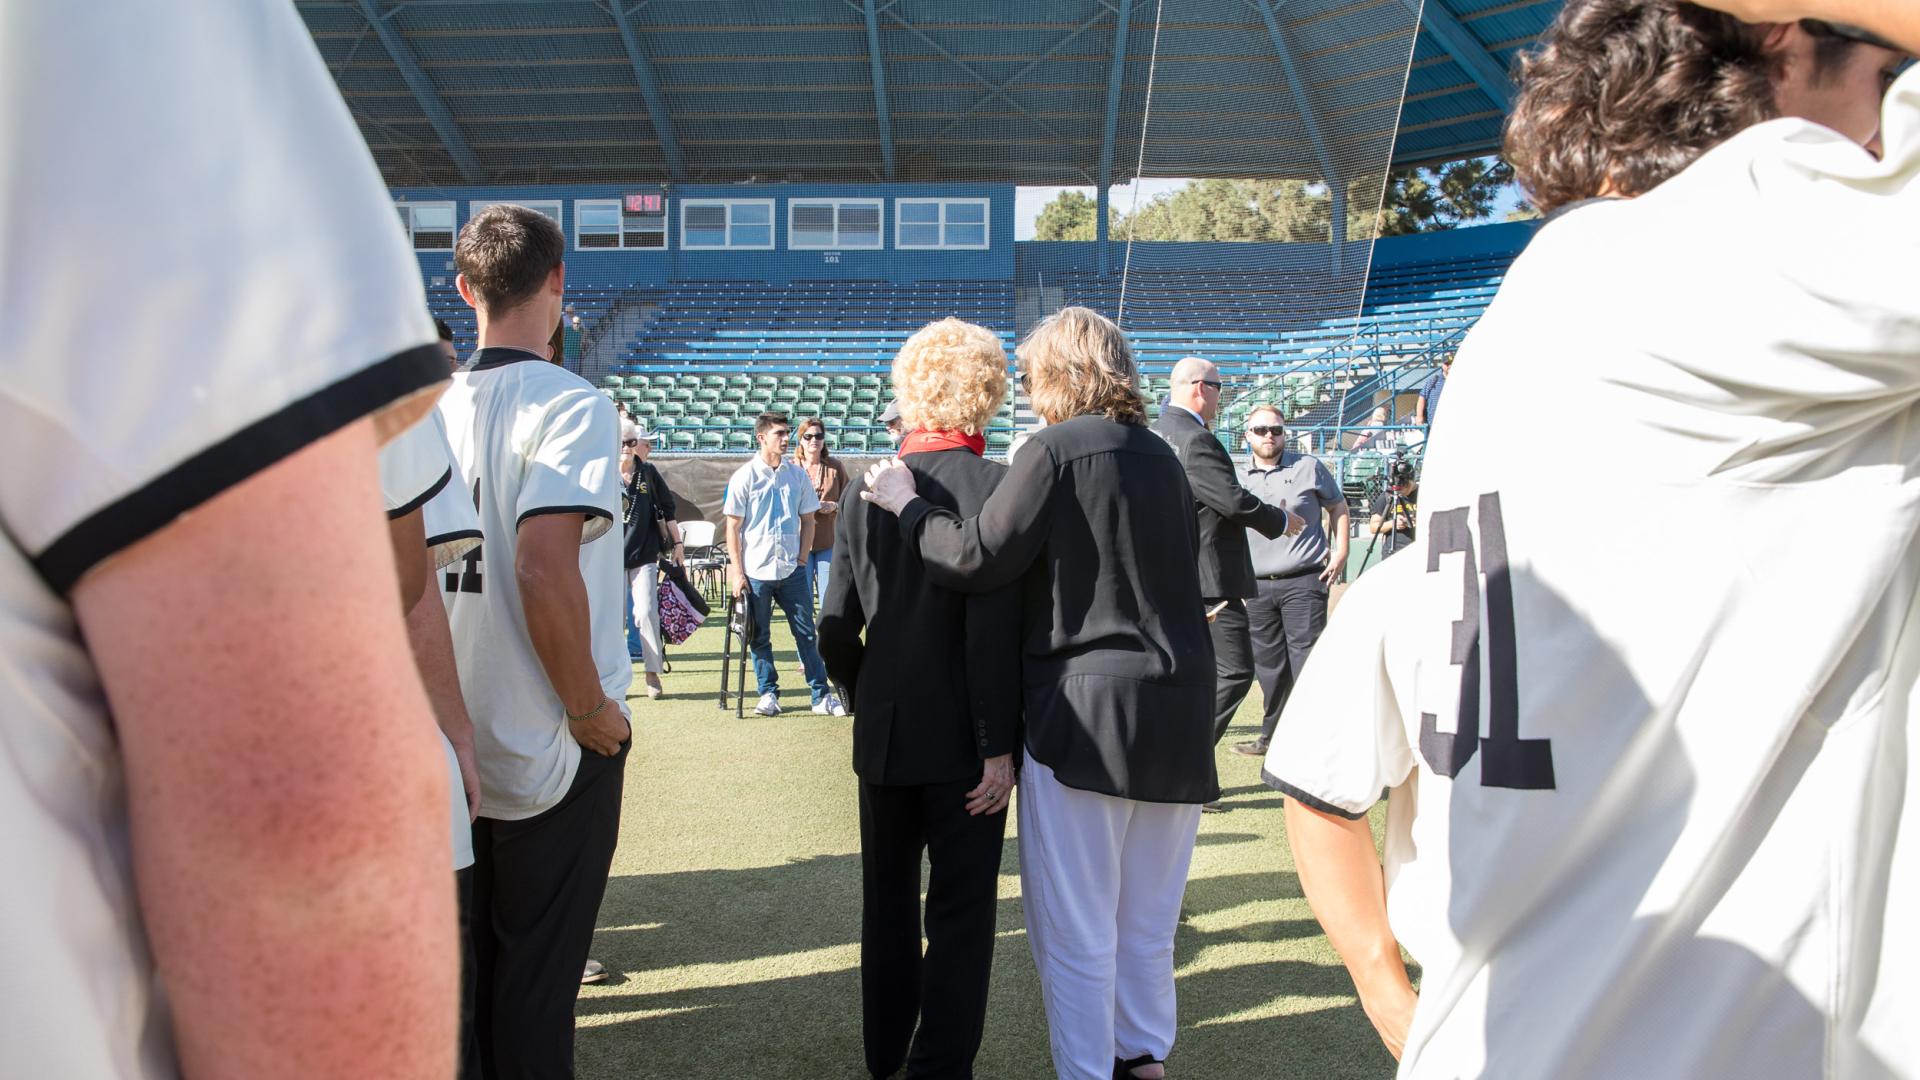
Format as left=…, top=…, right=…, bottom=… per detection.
left=299, top=0, right=1434, bottom=464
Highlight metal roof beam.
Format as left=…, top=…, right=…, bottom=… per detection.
left=1403, top=0, right=1513, bottom=109
left=1095, top=0, right=1134, bottom=190
left=849, top=0, right=1084, bottom=153
left=1251, top=0, right=1337, bottom=184
left=352, top=0, right=485, bottom=182
left=861, top=0, right=896, bottom=179
left=607, top=1, right=687, bottom=180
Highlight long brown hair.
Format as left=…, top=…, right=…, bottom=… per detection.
left=1504, top=1, right=1778, bottom=212
left=1018, top=306, right=1147, bottom=426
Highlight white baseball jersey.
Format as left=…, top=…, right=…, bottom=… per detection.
left=437, top=347, right=631, bottom=821
left=0, top=3, right=443, bottom=1077
left=1266, top=70, right=1920, bottom=1080
left=379, top=413, right=481, bottom=872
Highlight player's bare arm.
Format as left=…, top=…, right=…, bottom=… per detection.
left=72, top=418, right=458, bottom=1080
left=1285, top=799, right=1417, bottom=1061
left=518, top=511, right=628, bottom=755
left=406, top=546, right=483, bottom=821
left=388, top=505, right=430, bottom=612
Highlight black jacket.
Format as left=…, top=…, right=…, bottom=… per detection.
left=818, top=448, right=1023, bottom=787
left=899, top=416, right=1218, bottom=804
left=1150, top=406, right=1292, bottom=599
left=622, top=460, right=676, bottom=569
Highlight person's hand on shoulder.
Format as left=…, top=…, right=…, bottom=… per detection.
left=860, top=459, right=920, bottom=515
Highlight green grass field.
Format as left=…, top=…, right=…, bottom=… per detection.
left=576, top=618, right=1398, bottom=1079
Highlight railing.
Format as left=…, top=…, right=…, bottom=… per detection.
left=1216, top=318, right=1466, bottom=453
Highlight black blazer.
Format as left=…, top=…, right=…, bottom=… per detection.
left=1150, top=407, right=1291, bottom=599
left=818, top=448, right=1022, bottom=787
left=898, top=416, right=1218, bottom=804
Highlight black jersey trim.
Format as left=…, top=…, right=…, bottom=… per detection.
left=468, top=346, right=552, bottom=372
left=35, top=343, right=447, bottom=594
left=515, top=505, right=614, bottom=529
left=386, top=467, right=453, bottom=521
left=1260, top=768, right=1370, bottom=821
left=425, top=528, right=484, bottom=550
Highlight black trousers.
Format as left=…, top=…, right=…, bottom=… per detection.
left=1208, top=597, right=1253, bottom=744
left=1246, top=574, right=1331, bottom=743
left=859, top=776, right=1009, bottom=1080
left=470, top=740, right=629, bottom=1080
left=456, top=866, right=481, bottom=1080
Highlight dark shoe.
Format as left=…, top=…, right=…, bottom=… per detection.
left=1231, top=738, right=1269, bottom=757
left=1200, top=800, right=1226, bottom=814
left=1115, top=1054, right=1165, bottom=1079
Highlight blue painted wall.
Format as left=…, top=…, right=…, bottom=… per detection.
left=391, top=182, right=1015, bottom=287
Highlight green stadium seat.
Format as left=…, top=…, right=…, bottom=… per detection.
left=669, top=431, right=696, bottom=452
left=840, top=431, right=868, bottom=453
left=600, top=375, right=625, bottom=391
left=725, top=431, right=755, bottom=451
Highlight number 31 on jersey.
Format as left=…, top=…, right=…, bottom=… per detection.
left=1418, top=492, right=1556, bottom=790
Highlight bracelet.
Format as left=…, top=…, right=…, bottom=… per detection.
left=566, top=698, right=608, bottom=723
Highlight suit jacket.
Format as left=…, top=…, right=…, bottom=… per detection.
left=899, top=416, right=1218, bottom=805
left=1151, top=406, right=1291, bottom=599
left=818, top=448, right=1022, bottom=787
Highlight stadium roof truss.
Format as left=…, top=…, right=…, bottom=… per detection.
left=298, top=0, right=1558, bottom=188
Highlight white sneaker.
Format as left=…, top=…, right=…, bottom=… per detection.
left=755, top=692, right=782, bottom=717
left=581, top=959, right=608, bottom=984
left=812, top=694, right=848, bottom=717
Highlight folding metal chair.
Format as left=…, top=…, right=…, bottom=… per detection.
left=718, top=591, right=755, bottom=718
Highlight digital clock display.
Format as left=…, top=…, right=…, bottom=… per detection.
left=624, top=192, right=664, bottom=215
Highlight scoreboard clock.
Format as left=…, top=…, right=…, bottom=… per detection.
left=624, top=191, right=665, bottom=214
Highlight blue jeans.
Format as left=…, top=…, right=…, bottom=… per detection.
left=805, top=547, right=833, bottom=607
left=746, top=567, right=830, bottom=703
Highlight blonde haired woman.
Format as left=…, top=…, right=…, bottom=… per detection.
left=819, top=318, right=1022, bottom=1079
left=862, top=307, right=1215, bottom=1080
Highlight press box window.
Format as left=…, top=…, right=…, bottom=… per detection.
left=468, top=200, right=561, bottom=227
left=680, top=200, right=774, bottom=250
left=397, top=202, right=456, bottom=251
left=789, top=200, right=882, bottom=249
left=895, top=199, right=988, bottom=249
left=575, top=198, right=665, bottom=249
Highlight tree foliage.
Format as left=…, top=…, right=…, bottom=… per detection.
left=1032, top=190, right=1099, bottom=240
left=1028, top=157, right=1518, bottom=243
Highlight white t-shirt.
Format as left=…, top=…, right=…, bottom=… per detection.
left=1265, top=72, right=1920, bottom=1079
left=378, top=413, right=480, bottom=873
left=722, top=456, right=821, bottom=581
left=0, top=4, right=444, bottom=1077
left=437, top=348, right=631, bottom=821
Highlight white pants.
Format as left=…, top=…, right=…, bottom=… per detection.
left=626, top=563, right=663, bottom=673
left=1018, top=751, right=1202, bottom=1080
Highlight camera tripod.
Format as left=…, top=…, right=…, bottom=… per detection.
left=1359, top=490, right=1416, bottom=573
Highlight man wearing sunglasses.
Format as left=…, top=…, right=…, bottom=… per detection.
left=1228, top=405, right=1348, bottom=761
left=1151, top=356, right=1303, bottom=811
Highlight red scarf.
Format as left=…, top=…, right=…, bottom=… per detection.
left=899, top=429, right=986, bottom=457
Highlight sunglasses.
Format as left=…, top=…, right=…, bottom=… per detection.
left=1183, top=378, right=1224, bottom=390
left=1246, top=425, right=1283, bottom=437
left=1800, top=18, right=1901, bottom=51
left=623, top=438, right=639, bottom=447
left=1017, top=371, right=1031, bottom=391
left=800, top=433, right=824, bottom=441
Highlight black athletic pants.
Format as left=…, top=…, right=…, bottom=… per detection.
left=470, top=740, right=629, bottom=1080
left=456, top=866, right=481, bottom=1080
left=1208, top=597, right=1254, bottom=745
left=859, top=776, right=1009, bottom=1080
left=1246, top=573, right=1331, bottom=743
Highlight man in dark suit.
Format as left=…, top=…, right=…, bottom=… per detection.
left=1152, top=356, right=1302, bottom=810
left=817, top=322, right=1022, bottom=1080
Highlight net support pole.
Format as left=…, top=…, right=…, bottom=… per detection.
left=1095, top=0, right=1134, bottom=278
left=1253, top=0, right=1342, bottom=273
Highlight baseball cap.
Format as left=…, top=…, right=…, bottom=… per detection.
left=879, top=400, right=901, bottom=424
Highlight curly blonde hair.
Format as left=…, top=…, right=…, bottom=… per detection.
left=1018, top=306, right=1146, bottom=426
left=891, top=318, right=1009, bottom=435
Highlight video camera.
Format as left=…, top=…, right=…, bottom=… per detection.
left=1387, top=453, right=1417, bottom=488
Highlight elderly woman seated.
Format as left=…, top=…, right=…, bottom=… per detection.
left=817, top=317, right=1022, bottom=1080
